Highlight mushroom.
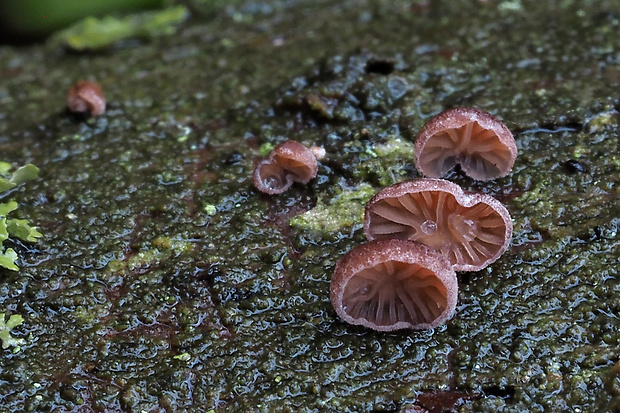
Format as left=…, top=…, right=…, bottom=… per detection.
left=364, top=178, right=512, bottom=271
left=253, top=140, right=319, bottom=194
left=66, top=80, right=106, bottom=116
left=330, top=239, right=458, bottom=331
left=414, top=107, right=517, bottom=180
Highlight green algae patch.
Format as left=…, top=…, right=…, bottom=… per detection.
left=108, top=235, right=195, bottom=274
left=203, top=204, right=218, bottom=216
left=373, top=137, right=416, bottom=159
left=172, top=352, right=191, bottom=362
left=289, top=183, right=375, bottom=239
left=350, top=135, right=417, bottom=186
left=259, top=142, right=275, bottom=157
left=51, top=5, right=189, bottom=51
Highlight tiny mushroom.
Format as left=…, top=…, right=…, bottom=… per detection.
left=253, top=140, right=320, bottom=194
left=414, top=107, right=517, bottom=180
left=330, top=239, right=458, bottom=331
left=364, top=178, right=512, bottom=271
left=66, top=80, right=106, bottom=116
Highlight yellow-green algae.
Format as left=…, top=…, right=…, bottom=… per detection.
left=289, top=183, right=374, bottom=238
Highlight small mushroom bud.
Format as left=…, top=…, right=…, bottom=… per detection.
left=414, top=107, right=517, bottom=180
left=310, top=146, right=326, bottom=161
left=253, top=140, right=319, bottom=194
left=364, top=178, right=512, bottom=271
left=330, top=239, right=458, bottom=331
left=66, top=80, right=106, bottom=116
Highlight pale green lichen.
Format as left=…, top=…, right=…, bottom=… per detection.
left=204, top=204, right=217, bottom=216
left=0, top=313, right=25, bottom=350
left=173, top=352, right=191, bottom=362
left=372, top=137, right=416, bottom=158
left=108, top=236, right=195, bottom=274
left=349, top=137, right=416, bottom=186
left=289, top=183, right=375, bottom=237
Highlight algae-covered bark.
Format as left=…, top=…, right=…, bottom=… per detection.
left=0, top=0, right=619, bottom=411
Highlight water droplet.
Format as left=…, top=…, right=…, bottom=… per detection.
left=421, top=220, right=437, bottom=235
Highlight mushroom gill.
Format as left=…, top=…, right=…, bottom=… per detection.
left=330, top=239, right=458, bottom=331
left=253, top=140, right=319, bottom=194
left=364, top=179, right=512, bottom=271
left=414, top=107, right=517, bottom=180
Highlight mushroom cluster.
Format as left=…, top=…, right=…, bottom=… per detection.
left=252, top=140, right=322, bottom=194
left=329, top=107, right=515, bottom=331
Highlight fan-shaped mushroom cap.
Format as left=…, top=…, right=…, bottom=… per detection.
left=330, top=239, right=458, bottom=331
left=253, top=140, right=319, bottom=194
left=364, top=179, right=512, bottom=271
left=66, top=80, right=106, bottom=116
left=414, top=107, right=517, bottom=180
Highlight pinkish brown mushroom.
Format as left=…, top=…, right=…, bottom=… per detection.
left=414, top=107, right=517, bottom=180
left=364, top=179, right=512, bottom=271
left=330, top=239, right=458, bottom=331
left=253, top=140, right=319, bottom=194
left=66, top=80, right=106, bottom=116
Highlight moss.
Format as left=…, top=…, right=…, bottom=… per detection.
left=350, top=136, right=417, bottom=186
left=259, top=142, right=275, bottom=157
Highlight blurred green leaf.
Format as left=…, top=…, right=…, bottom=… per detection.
left=52, top=5, right=189, bottom=51
left=0, top=217, right=8, bottom=241
left=0, top=248, right=19, bottom=272
left=0, top=178, right=16, bottom=193
left=0, top=0, right=166, bottom=36
left=0, top=164, right=41, bottom=272
left=0, top=201, right=18, bottom=217
left=7, top=219, right=43, bottom=243
left=0, top=162, right=12, bottom=175
left=10, top=164, right=39, bottom=185
left=0, top=218, right=7, bottom=243
left=0, top=313, right=25, bottom=348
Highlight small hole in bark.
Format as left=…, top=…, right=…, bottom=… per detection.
left=365, top=59, right=394, bottom=75
left=564, top=159, right=589, bottom=173
left=482, top=385, right=515, bottom=399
